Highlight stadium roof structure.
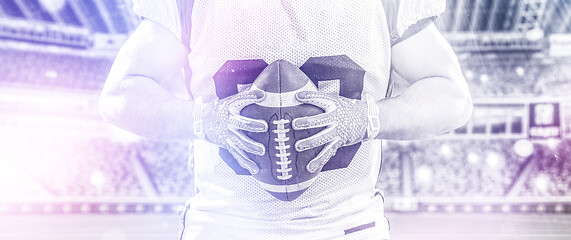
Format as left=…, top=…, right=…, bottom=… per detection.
left=439, top=0, right=565, bottom=33
left=0, top=0, right=571, bottom=54
left=438, top=0, right=571, bottom=53
left=0, top=0, right=138, bottom=35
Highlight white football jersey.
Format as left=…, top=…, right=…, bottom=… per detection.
left=132, top=0, right=444, bottom=239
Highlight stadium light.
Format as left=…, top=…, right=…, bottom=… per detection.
left=467, top=152, right=480, bottom=164
left=445, top=205, right=455, bottom=213
left=38, top=0, right=67, bottom=13
left=440, top=144, right=453, bottom=159
left=480, top=74, right=489, bottom=83
left=464, top=70, right=474, bottom=80
left=515, top=67, right=525, bottom=77
left=99, top=204, right=110, bottom=213
left=81, top=204, right=90, bottom=213
left=463, top=205, right=473, bottom=213
left=514, top=139, right=534, bottom=157
left=135, top=204, right=145, bottom=213
left=483, top=205, right=492, bottom=213
left=555, top=204, right=564, bottom=213
left=534, top=174, right=549, bottom=193
left=45, top=70, right=58, bottom=79
left=537, top=204, right=546, bottom=213
left=501, top=204, right=511, bottom=213
left=546, top=138, right=561, bottom=150
left=427, top=205, right=437, bottom=212
left=525, top=28, right=545, bottom=42
left=415, top=166, right=433, bottom=184
left=117, top=204, right=127, bottom=213
left=90, top=171, right=106, bottom=189
left=485, top=152, right=503, bottom=168
left=154, top=204, right=164, bottom=213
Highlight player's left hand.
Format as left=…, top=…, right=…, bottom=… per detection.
left=292, top=91, right=379, bottom=173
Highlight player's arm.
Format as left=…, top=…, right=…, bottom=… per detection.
left=100, top=19, right=266, bottom=172
left=376, top=23, right=473, bottom=140
left=99, top=19, right=194, bottom=140
left=292, top=23, right=472, bottom=168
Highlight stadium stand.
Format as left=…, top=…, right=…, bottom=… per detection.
left=407, top=139, right=524, bottom=197
left=136, top=140, right=194, bottom=197
left=0, top=49, right=113, bottom=90
left=461, top=54, right=546, bottom=97
left=377, top=141, right=403, bottom=197
left=0, top=135, right=196, bottom=198
left=1, top=48, right=571, bottom=215
left=520, top=139, right=571, bottom=197
left=2, top=0, right=571, bottom=215
left=22, top=136, right=143, bottom=197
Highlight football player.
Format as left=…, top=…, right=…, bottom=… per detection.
left=99, top=0, right=472, bottom=239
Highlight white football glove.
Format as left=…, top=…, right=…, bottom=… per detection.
left=292, top=91, right=380, bottom=173
left=194, top=90, right=268, bottom=175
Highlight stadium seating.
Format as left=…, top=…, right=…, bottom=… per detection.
left=1, top=49, right=571, bottom=216
left=377, top=141, right=403, bottom=196
left=0, top=49, right=112, bottom=90
left=380, top=139, right=525, bottom=197
left=27, top=137, right=144, bottom=197
left=137, top=140, right=195, bottom=197
left=461, top=55, right=544, bottom=97
left=520, top=139, right=571, bottom=197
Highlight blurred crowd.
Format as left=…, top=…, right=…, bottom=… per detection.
left=0, top=49, right=112, bottom=90
left=1, top=49, right=569, bottom=97
left=3, top=135, right=571, bottom=199
left=137, top=140, right=194, bottom=197
left=521, top=139, right=571, bottom=197
left=406, top=139, right=524, bottom=197
left=1, top=50, right=570, bottom=200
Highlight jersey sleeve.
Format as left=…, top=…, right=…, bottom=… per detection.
left=132, top=0, right=182, bottom=40
left=383, top=0, right=446, bottom=45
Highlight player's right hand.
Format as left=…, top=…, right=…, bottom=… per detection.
left=199, top=90, right=268, bottom=174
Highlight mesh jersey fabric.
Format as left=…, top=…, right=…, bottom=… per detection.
left=132, top=0, right=444, bottom=239
left=132, top=0, right=446, bottom=46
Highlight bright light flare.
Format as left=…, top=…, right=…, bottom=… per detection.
left=439, top=144, right=453, bottom=159
left=90, top=171, right=106, bottom=189
left=480, top=74, right=489, bottom=83
left=467, top=152, right=480, bottom=164
left=485, top=152, right=504, bottom=168
left=534, top=174, right=549, bottom=192
left=515, top=67, right=525, bottom=77
left=547, top=138, right=560, bottom=150
left=38, top=0, right=67, bottom=13
left=514, top=139, right=534, bottom=157
left=464, top=70, right=474, bottom=80
left=416, top=166, right=433, bottom=184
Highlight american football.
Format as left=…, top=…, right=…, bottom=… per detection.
left=241, top=60, right=325, bottom=201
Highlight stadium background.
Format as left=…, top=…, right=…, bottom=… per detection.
left=1, top=0, right=571, bottom=239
